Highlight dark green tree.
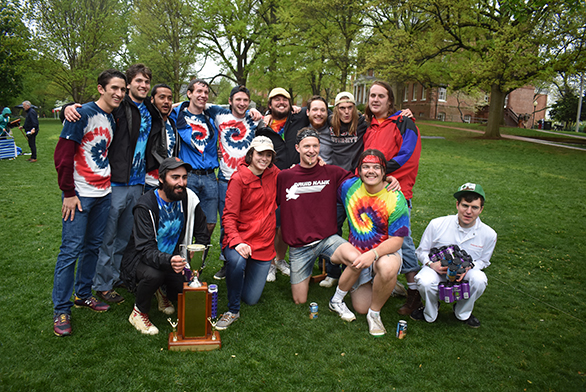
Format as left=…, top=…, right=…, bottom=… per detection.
left=0, top=1, right=31, bottom=108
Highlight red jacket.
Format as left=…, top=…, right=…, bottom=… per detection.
left=222, top=162, right=279, bottom=261
left=364, top=112, right=421, bottom=200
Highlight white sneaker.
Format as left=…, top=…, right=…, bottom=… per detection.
left=155, top=288, right=175, bottom=315
left=329, top=299, right=356, bottom=322
left=392, top=281, right=408, bottom=297
left=129, top=305, right=159, bottom=335
left=216, top=311, right=240, bottom=330
left=266, top=264, right=277, bottom=282
left=367, top=312, right=386, bottom=336
left=275, top=259, right=290, bottom=276
left=319, top=276, right=338, bottom=288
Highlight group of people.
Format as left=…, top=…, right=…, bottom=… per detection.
left=51, top=63, right=497, bottom=339
left=0, top=102, right=39, bottom=161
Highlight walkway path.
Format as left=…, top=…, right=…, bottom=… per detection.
left=430, top=124, right=586, bottom=152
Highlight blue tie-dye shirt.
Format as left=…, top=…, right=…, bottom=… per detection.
left=127, top=101, right=151, bottom=185
left=155, top=190, right=184, bottom=254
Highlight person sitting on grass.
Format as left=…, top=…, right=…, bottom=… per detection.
left=52, top=69, right=127, bottom=337
left=121, top=157, right=210, bottom=335
left=339, top=149, right=409, bottom=336
left=411, top=183, right=497, bottom=328
left=215, top=136, right=280, bottom=330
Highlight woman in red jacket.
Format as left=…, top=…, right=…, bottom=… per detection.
left=216, top=136, right=279, bottom=330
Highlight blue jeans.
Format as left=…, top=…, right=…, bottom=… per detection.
left=93, top=185, right=142, bottom=292
left=217, top=178, right=229, bottom=249
left=187, top=172, right=218, bottom=224
left=400, top=201, right=420, bottom=274
left=224, top=247, right=272, bottom=313
left=53, top=194, right=111, bottom=315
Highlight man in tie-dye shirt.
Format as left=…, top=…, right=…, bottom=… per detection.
left=338, top=149, right=410, bottom=336
left=121, top=157, right=210, bottom=335
left=52, top=69, right=127, bottom=337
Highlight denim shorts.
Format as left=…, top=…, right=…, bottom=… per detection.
left=289, top=235, right=347, bottom=285
left=352, top=250, right=403, bottom=291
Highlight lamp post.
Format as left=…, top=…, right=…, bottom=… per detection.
left=532, top=100, right=538, bottom=129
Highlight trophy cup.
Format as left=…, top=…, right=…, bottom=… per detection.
left=168, top=244, right=221, bottom=351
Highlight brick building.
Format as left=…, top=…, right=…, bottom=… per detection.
left=353, top=75, right=547, bottom=128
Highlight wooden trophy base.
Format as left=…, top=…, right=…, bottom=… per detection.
left=168, top=282, right=221, bottom=352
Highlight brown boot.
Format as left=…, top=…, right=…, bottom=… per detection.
left=398, top=289, right=422, bottom=315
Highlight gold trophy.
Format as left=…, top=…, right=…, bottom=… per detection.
left=168, top=244, right=221, bottom=351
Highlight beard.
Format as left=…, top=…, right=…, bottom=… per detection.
left=161, top=181, right=186, bottom=201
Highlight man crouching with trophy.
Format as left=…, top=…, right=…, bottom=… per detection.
left=121, top=157, right=210, bottom=335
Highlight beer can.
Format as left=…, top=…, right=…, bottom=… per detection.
left=309, top=302, right=318, bottom=319
left=396, top=320, right=407, bottom=339
left=461, top=282, right=470, bottom=300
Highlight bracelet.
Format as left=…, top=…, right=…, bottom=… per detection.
left=372, top=249, right=379, bottom=261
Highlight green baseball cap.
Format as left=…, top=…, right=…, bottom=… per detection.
left=454, top=182, right=486, bottom=200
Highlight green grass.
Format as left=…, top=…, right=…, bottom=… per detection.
left=1, top=119, right=585, bottom=391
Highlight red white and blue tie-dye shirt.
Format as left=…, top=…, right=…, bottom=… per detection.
left=59, top=102, right=115, bottom=197
left=339, top=177, right=410, bottom=253
left=207, top=105, right=259, bottom=181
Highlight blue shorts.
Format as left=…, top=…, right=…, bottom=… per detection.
left=289, top=235, right=347, bottom=285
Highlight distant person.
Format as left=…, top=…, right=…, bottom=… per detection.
left=1, top=107, right=12, bottom=136
left=20, top=101, right=39, bottom=162
left=411, top=183, right=497, bottom=327
left=121, top=157, right=210, bottom=335
left=216, top=136, right=279, bottom=330
left=52, top=69, right=127, bottom=337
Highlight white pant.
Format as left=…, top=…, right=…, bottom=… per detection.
left=414, top=266, right=487, bottom=322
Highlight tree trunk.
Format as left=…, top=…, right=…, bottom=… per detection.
left=485, top=83, right=504, bottom=138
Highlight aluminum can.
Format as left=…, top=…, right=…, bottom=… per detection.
left=444, top=286, right=454, bottom=303
left=396, top=320, right=407, bottom=339
left=309, top=302, right=318, bottom=319
left=461, top=282, right=470, bottom=299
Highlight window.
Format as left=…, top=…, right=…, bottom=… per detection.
left=484, top=93, right=489, bottom=102
left=464, top=115, right=471, bottom=123
left=438, top=87, right=447, bottom=102
left=419, top=112, right=425, bottom=118
left=403, top=84, right=409, bottom=101
left=437, top=112, right=446, bottom=121
left=412, top=84, right=418, bottom=101
left=421, top=87, right=426, bottom=101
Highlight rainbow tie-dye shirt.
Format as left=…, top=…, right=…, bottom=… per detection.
left=339, top=177, right=410, bottom=253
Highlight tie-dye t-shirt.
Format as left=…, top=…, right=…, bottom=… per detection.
left=145, top=119, right=177, bottom=187
left=59, top=102, right=115, bottom=198
left=339, top=177, right=410, bottom=253
left=270, top=118, right=286, bottom=138
left=155, top=190, right=184, bottom=254
left=207, top=105, right=258, bottom=181
left=126, top=101, right=152, bottom=186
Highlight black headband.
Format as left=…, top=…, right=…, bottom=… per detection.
left=296, top=129, right=320, bottom=144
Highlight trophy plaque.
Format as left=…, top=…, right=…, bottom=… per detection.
left=167, top=281, right=221, bottom=351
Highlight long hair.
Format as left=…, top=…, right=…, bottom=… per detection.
left=331, top=98, right=358, bottom=136
left=365, top=80, right=395, bottom=124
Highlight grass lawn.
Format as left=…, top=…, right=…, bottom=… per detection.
left=0, top=119, right=585, bottom=391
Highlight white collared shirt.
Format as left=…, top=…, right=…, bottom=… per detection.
left=416, top=215, right=497, bottom=270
